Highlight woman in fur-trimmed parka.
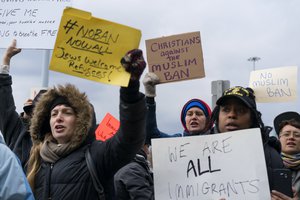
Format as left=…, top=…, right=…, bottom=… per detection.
left=27, top=50, right=147, bottom=200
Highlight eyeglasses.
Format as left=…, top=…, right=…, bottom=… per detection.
left=279, top=131, right=300, bottom=139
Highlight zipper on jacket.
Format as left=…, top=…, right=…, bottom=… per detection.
left=48, top=163, right=54, bottom=200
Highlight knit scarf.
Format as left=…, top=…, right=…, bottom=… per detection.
left=40, top=135, right=77, bottom=163
left=281, top=152, right=300, bottom=170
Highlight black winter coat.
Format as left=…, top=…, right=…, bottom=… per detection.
left=0, top=74, right=31, bottom=169
left=31, top=83, right=146, bottom=200
left=114, top=150, right=154, bottom=200
left=0, top=80, right=146, bottom=200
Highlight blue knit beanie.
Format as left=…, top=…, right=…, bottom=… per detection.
left=180, top=99, right=212, bottom=131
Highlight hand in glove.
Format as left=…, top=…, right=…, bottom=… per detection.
left=121, top=49, right=146, bottom=81
left=142, top=72, right=160, bottom=97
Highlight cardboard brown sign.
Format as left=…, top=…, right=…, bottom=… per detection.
left=145, top=31, right=205, bottom=83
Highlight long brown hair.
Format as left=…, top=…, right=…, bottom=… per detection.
left=27, top=141, right=43, bottom=190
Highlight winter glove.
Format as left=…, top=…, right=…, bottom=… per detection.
left=121, top=49, right=146, bottom=81
left=142, top=72, right=160, bottom=97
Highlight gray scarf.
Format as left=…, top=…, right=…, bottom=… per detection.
left=40, top=135, right=77, bottom=163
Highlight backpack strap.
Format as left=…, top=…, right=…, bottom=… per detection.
left=85, top=147, right=106, bottom=200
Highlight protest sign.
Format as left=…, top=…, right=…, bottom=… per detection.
left=145, top=31, right=205, bottom=84
left=49, top=7, right=141, bottom=86
left=152, top=128, right=271, bottom=200
left=95, top=113, right=120, bottom=141
left=0, top=0, right=72, bottom=49
left=249, top=66, right=298, bottom=102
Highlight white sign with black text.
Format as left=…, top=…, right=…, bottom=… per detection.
left=0, top=0, right=72, bottom=49
left=152, top=128, right=271, bottom=200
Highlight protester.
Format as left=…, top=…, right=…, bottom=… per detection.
left=114, top=139, right=154, bottom=199
left=0, top=39, right=48, bottom=170
left=0, top=39, right=31, bottom=165
left=211, top=86, right=297, bottom=200
left=0, top=131, right=35, bottom=200
left=274, top=111, right=300, bottom=198
left=143, top=72, right=212, bottom=138
left=25, top=49, right=146, bottom=200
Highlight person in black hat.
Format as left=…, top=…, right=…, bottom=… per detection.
left=114, top=139, right=154, bottom=200
left=211, top=86, right=297, bottom=199
left=22, top=90, right=48, bottom=118
left=274, top=111, right=300, bottom=198
left=26, top=49, right=147, bottom=200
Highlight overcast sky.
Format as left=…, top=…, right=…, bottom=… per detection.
left=1, top=0, right=299, bottom=135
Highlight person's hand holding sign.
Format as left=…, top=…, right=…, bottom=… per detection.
left=271, top=188, right=299, bottom=200
left=142, top=72, right=160, bottom=97
left=2, top=39, right=21, bottom=66
left=121, top=49, right=146, bottom=81
left=1, top=39, right=21, bottom=74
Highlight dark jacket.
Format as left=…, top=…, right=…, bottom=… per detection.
left=114, top=149, right=154, bottom=200
left=0, top=74, right=31, bottom=169
left=30, top=82, right=146, bottom=200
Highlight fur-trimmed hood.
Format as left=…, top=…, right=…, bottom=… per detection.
left=30, top=84, right=93, bottom=147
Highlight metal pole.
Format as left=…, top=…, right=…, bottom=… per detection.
left=41, top=49, right=50, bottom=87
left=247, top=57, right=261, bottom=71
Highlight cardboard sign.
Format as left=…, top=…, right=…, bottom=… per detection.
left=49, top=7, right=141, bottom=86
left=249, top=66, right=298, bottom=102
left=95, top=113, right=120, bottom=141
left=0, top=0, right=72, bottom=49
left=145, top=32, right=205, bottom=84
left=152, top=128, right=271, bottom=200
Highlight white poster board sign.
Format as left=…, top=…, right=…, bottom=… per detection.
left=249, top=66, right=298, bottom=103
left=0, top=0, right=72, bottom=49
left=152, top=128, right=271, bottom=200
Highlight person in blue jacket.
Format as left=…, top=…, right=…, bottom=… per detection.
left=142, top=72, right=212, bottom=139
left=0, top=131, right=35, bottom=200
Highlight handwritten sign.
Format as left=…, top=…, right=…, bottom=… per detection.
left=145, top=32, right=205, bottom=84
left=249, top=66, right=298, bottom=102
left=95, top=113, right=120, bottom=141
left=49, top=7, right=141, bottom=86
left=152, top=128, right=270, bottom=200
left=0, top=0, right=72, bottom=49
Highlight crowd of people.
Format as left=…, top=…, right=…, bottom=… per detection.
left=0, top=39, right=299, bottom=200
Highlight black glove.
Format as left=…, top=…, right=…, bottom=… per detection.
left=121, top=49, right=146, bottom=81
